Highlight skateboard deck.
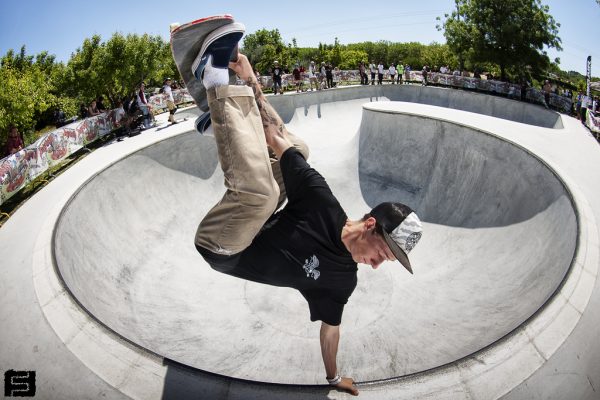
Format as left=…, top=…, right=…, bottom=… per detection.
left=171, top=15, right=238, bottom=115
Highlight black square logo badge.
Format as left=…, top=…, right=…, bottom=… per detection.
left=4, top=370, right=36, bottom=397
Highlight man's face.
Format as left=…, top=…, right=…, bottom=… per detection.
left=349, top=219, right=396, bottom=269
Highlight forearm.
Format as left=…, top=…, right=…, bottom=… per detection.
left=246, top=77, right=292, bottom=159
left=320, top=322, right=340, bottom=379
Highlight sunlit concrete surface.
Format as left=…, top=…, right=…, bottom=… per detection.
left=1, top=85, right=599, bottom=399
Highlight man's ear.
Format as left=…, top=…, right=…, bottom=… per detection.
left=363, top=216, right=377, bottom=231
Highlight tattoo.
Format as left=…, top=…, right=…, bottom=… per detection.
left=246, top=78, right=287, bottom=139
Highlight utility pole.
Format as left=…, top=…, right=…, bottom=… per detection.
left=586, top=56, right=592, bottom=98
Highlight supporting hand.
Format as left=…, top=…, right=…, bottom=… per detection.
left=334, top=376, right=359, bottom=396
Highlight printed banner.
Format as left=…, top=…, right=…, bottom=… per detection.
left=587, top=110, right=600, bottom=134
left=147, top=89, right=194, bottom=110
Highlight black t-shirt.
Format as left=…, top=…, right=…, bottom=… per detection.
left=198, top=148, right=357, bottom=326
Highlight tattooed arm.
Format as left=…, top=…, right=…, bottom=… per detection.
left=229, top=54, right=293, bottom=159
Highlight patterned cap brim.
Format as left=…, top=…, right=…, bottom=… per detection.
left=383, top=231, right=413, bottom=274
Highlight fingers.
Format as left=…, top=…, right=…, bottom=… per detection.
left=336, top=377, right=359, bottom=396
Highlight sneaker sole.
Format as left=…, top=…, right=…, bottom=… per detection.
left=191, top=22, right=245, bottom=79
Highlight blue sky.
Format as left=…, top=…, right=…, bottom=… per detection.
left=0, top=0, right=598, bottom=75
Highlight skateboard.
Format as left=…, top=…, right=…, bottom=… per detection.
left=171, top=15, right=239, bottom=119
left=172, top=117, right=189, bottom=124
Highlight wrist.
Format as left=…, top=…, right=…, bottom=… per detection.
left=326, top=374, right=342, bottom=386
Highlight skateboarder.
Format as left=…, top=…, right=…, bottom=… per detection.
left=192, top=21, right=423, bottom=396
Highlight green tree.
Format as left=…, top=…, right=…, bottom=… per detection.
left=0, top=64, right=54, bottom=144
left=242, top=29, right=289, bottom=73
left=438, top=0, right=562, bottom=81
left=60, top=33, right=179, bottom=107
left=1, top=46, right=79, bottom=144
left=337, top=50, right=369, bottom=70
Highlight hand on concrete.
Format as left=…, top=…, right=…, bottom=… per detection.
left=228, top=53, right=254, bottom=82
left=335, top=376, right=359, bottom=396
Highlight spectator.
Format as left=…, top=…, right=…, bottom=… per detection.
left=96, top=96, right=107, bottom=113
left=542, top=80, right=552, bottom=109
left=53, top=108, right=66, bottom=127
left=359, top=62, right=368, bottom=85
left=576, top=92, right=583, bottom=119
left=388, top=64, right=396, bottom=84
left=377, top=61, right=384, bottom=85
left=163, top=77, right=178, bottom=124
left=422, top=66, right=428, bottom=86
left=292, top=64, right=303, bottom=93
left=520, top=76, right=529, bottom=102
left=271, top=60, right=283, bottom=95
left=405, top=65, right=411, bottom=83
left=113, top=100, right=128, bottom=140
left=397, top=62, right=404, bottom=84
left=114, top=100, right=126, bottom=124
left=88, top=100, right=102, bottom=117
left=319, top=62, right=326, bottom=90
left=332, top=66, right=340, bottom=87
left=79, top=102, right=89, bottom=119
left=369, top=60, right=377, bottom=85
left=325, top=62, right=333, bottom=89
left=308, top=61, right=318, bottom=91
left=136, top=82, right=153, bottom=129
left=580, top=93, right=590, bottom=124
left=5, top=125, right=24, bottom=156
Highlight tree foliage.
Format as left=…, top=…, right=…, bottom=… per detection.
left=438, top=0, right=562, bottom=80
left=59, top=32, right=178, bottom=106
left=0, top=46, right=77, bottom=145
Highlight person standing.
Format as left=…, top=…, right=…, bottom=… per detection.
left=369, top=61, right=377, bottom=85
left=292, top=63, right=303, bottom=93
left=359, top=62, right=368, bottom=85
left=542, top=80, right=552, bottom=109
left=136, top=82, right=153, bottom=129
left=308, top=61, right=318, bottom=91
left=325, top=63, right=334, bottom=89
left=377, top=61, right=384, bottom=85
left=397, top=63, right=404, bottom=84
left=272, top=61, right=283, bottom=95
left=163, top=78, right=178, bottom=124
left=388, top=64, right=396, bottom=84
left=319, top=62, right=327, bottom=90
left=422, top=66, right=428, bottom=87
left=580, top=93, right=590, bottom=124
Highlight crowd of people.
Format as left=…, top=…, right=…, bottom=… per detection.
left=266, top=60, right=342, bottom=93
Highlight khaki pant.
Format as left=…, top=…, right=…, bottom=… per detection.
left=167, top=100, right=176, bottom=122
left=195, top=85, right=308, bottom=255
